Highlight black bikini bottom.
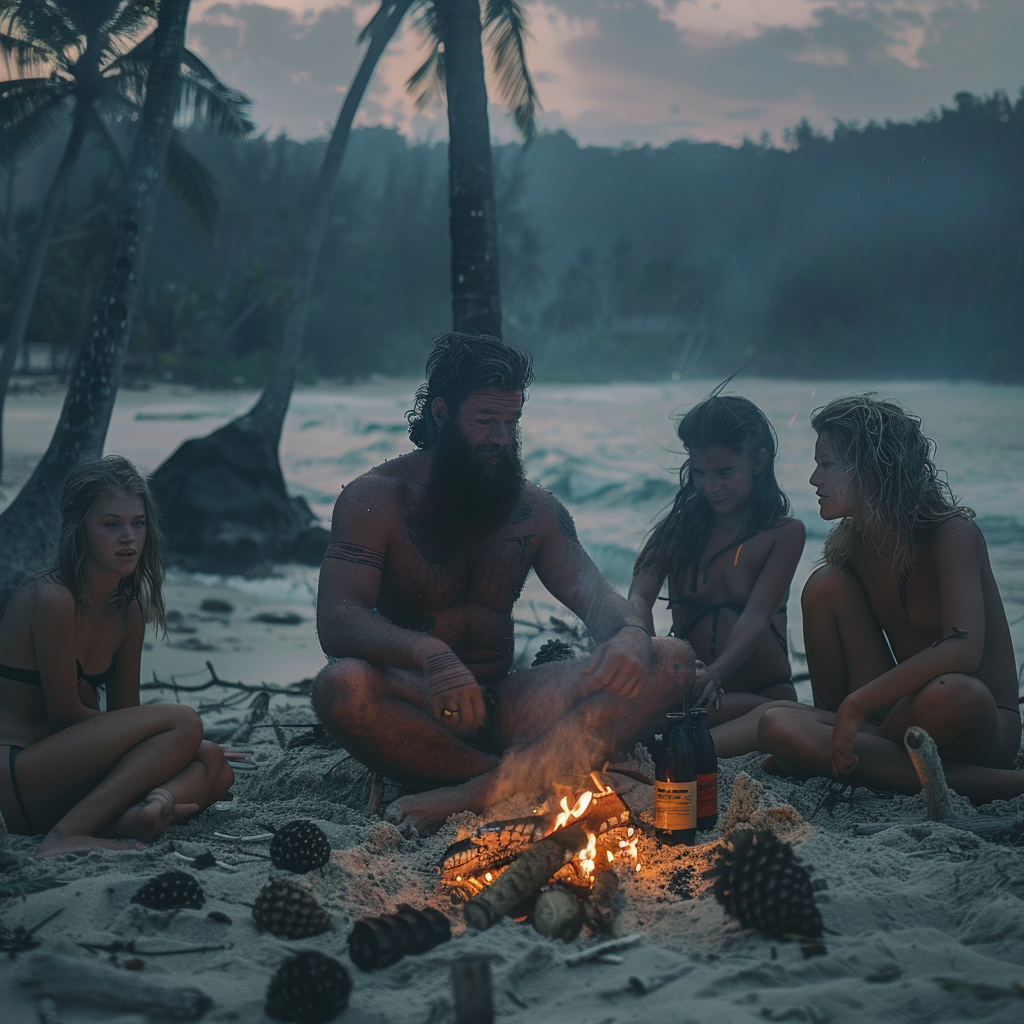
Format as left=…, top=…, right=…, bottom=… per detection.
left=5, top=745, right=34, bottom=834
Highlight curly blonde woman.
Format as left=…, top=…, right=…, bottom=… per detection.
left=0, top=456, right=233, bottom=857
left=713, top=395, right=1023, bottom=803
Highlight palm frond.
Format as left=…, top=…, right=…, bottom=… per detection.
left=177, top=71, right=254, bottom=137
left=0, top=28, right=52, bottom=73
left=100, top=0, right=157, bottom=44
left=0, top=78, right=69, bottom=157
left=107, top=34, right=254, bottom=136
left=164, top=131, right=219, bottom=238
left=2, top=0, right=80, bottom=60
left=482, top=0, right=538, bottom=142
left=405, top=2, right=445, bottom=110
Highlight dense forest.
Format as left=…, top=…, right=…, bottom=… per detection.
left=3, top=86, right=1022, bottom=384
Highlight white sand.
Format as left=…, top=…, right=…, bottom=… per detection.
left=2, top=380, right=1023, bottom=1021
left=2, top=716, right=1023, bottom=1023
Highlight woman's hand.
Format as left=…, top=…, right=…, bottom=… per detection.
left=694, top=661, right=724, bottom=710
left=831, top=696, right=865, bottom=776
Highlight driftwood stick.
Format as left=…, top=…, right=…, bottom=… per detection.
left=904, top=726, right=954, bottom=820
left=451, top=958, right=494, bottom=1024
left=583, top=868, right=619, bottom=935
left=853, top=816, right=1019, bottom=837
left=464, top=819, right=587, bottom=930
left=230, top=691, right=270, bottom=744
left=564, top=933, right=644, bottom=966
left=18, top=953, right=212, bottom=1020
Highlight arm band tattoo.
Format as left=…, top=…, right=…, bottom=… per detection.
left=931, top=626, right=968, bottom=648
left=324, top=542, right=384, bottom=571
left=425, top=653, right=471, bottom=695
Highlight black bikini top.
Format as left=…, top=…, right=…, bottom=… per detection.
left=0, top=657, right=117, bottom=690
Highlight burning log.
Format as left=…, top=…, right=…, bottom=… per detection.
left=583, top=868, right=619, bottom=936
left=464, top=817, right=588, bottom=930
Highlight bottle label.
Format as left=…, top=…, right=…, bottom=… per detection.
left=654, top=780, right=696, bottom=831
left=697, top=773, right=717, bottom=819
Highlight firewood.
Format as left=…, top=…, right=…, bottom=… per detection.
left=532, top=885, right=585, bottom=941
left=903, top=726, right=954, bottom=820
left=583, top=868, right=619, bottom=935
left=464, top=818, right=588, bottom=930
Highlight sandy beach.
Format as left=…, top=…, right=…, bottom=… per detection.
left=2, top=379, right=1023, bottom=1022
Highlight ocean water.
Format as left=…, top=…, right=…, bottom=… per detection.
left=7, top=378, right=1023, bottom=692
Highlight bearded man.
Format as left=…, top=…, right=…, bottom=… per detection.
left=313, top=333, right=696, bottom=830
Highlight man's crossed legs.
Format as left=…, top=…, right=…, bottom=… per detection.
left=311, top=637, right=695, bottom=831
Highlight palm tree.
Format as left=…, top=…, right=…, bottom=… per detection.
left=149, top=0, right=538, bottom=574
left=0, top=0, right=253, bottom=480
left=0, top=0, right=194, bottom=604
left=410, top=0, right=537, bottom=337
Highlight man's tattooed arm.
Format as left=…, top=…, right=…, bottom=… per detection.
left=324, top=541, right=385, bottom=571
left=557, top=504, right=581, bottom=546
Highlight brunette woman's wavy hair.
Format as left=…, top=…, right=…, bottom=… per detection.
left=811, top=393, right=972, bottom=614
left=43, top=455, right=166, bottom=632
left=636, top=392, right=790, bottom=588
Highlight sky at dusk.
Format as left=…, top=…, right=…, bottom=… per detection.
left=187, top=0, right=1024, bottom=147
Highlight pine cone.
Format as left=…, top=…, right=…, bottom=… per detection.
left=254, top=879, right=331, bottom=939
left=531, top=639, right=577, bottom=667
left=265, top=951, right=351, bottom=1023
left=706, top=829, right=823, bottom=940
left=271, top=821, right=331, bottom=874
left=130, top=870, right=205, bottom=910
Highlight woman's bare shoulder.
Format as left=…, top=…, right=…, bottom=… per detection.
left=930, top=514, right=982, bottom=555
left=28, top=578, right=76, bottom=616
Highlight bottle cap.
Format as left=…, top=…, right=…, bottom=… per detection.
left=665, top=711, right=688, bottom=720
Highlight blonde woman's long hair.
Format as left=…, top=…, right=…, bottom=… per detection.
left=811, top=394, right=973, bottom=614
left=44, top=455, right=167, bottom=632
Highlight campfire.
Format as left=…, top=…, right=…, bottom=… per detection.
left=439, top=772, right=641, bottom=935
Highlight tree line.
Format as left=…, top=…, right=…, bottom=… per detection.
left=6, top=88, right=1021, bottom=388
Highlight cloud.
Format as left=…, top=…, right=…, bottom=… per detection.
left=187, top=1, right=1024, bottom=146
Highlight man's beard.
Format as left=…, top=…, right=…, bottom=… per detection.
left=415, top=422, right=526, bottom=548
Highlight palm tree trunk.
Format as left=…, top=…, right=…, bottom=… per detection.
left=0, top=0, right=192, bottom=606
left=0, top=103, right=91, bottom=483
left=245, top=0, right=414, bottom=442
left=439, top=0, right=502, bottom=338
left=148, top=1, right=409, bottom=574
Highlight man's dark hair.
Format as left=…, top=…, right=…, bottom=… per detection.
left=407, top=333, right=534, bottom=449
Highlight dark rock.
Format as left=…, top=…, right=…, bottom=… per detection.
left=253, top=612, right=305, bottom=625
left=200, top=599, right=234, bottom=614
left=150, top=417, right=330, bottom=575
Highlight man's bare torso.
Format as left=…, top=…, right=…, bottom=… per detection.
left=348, top=452, right=563, bottom=682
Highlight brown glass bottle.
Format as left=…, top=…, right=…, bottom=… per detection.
left=688, top=708, right=718, bottom=831
left=654, top=711, right=697, bottom=846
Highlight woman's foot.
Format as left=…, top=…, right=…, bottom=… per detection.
left=36, top=834, right=145, bottom=858
left=101, top=788, right=200, bottom=843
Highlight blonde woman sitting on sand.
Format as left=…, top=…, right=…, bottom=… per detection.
left=0, top=456, right=233, bottom=857
left=713, top=395, right=1023, bottom=803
